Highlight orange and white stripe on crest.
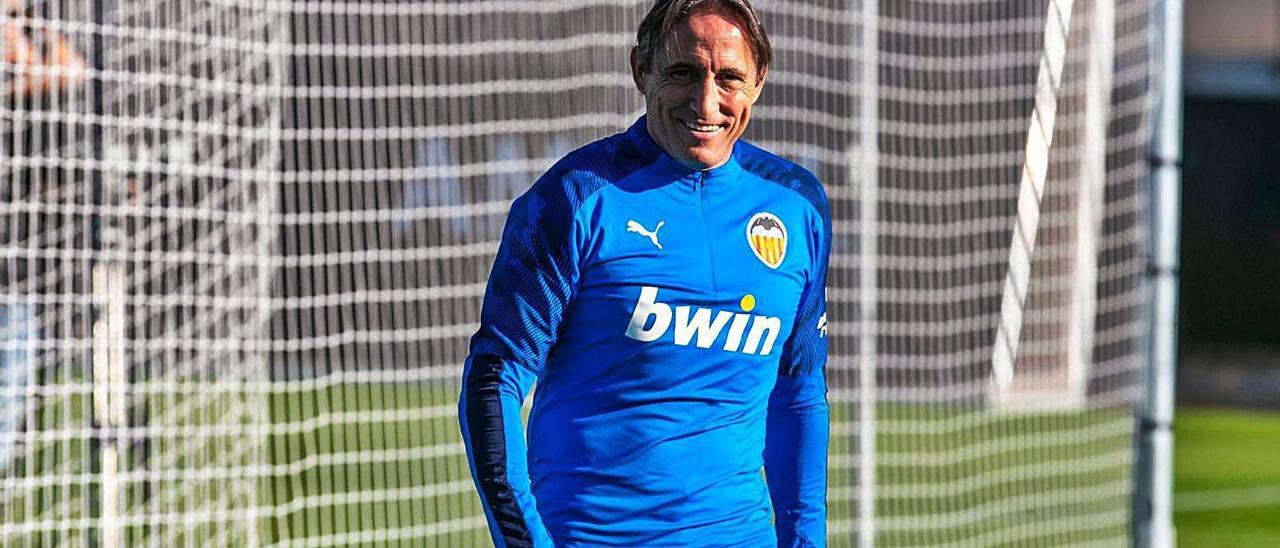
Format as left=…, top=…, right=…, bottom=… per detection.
left=746, top=212, right=787, bottom=269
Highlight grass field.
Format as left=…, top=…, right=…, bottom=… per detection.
left=4, top=381, right=1278, bottom=546
left=1174, top=406, right=1280, bottom=547
left=1, top=380, right=491, bottom=547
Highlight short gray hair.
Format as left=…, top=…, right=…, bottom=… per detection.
left=634, top=0, right=772, bottom=81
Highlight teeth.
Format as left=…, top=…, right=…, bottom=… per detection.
left=681, top=120, right=722, bottom=133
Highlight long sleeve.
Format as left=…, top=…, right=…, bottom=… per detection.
left=766, top=369, right=830, bottom=547
left=765, top=181, right=831, bottom=547
left=459, top=178, right=587, bottom=548
left=459, top=355, right=551, bottom=548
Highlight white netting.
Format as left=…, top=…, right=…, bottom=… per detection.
left=1, top=0, right=1151, bottom=546
left=2, top=0, right=280, bottom=544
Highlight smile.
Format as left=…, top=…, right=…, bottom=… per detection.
left=680, top=120, right=724, bottom=134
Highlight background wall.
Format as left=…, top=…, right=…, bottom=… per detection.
left=1177, top=0, right=1280, bottom=408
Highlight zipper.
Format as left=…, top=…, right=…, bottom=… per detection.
left=694, top=172, right=720, bottom=295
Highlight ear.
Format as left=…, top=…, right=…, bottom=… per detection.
left=629, top=47, right=646, bottom=94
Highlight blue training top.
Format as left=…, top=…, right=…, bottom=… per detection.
left=459, top=117, right=830, bottom=547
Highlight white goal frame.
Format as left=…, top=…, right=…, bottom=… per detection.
left=990, top=0, right=1116, bottom=411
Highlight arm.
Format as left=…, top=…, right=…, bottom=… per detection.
left=765, top=183, right=831, bottom=547
left=766, top=371, right=829, bottom=547
left=459, top=181, right=583, bottom=548
left=459, top=355, right=552, bottom=548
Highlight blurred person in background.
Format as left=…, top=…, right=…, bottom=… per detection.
left=458, top=0, right=831, bottom=546
left=3, top=0, right=84, bottom=96
left=1, top=0, right=85, bottom=474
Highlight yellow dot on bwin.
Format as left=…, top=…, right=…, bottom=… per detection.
left=740, top=294, right=756, bottom=312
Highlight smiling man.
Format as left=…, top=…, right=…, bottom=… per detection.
left=631, top=2, right=764, bottom=170
left=459, top=1, right=831, bottom=546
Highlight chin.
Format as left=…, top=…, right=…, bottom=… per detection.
left=678, top=148, right=724, bottom=170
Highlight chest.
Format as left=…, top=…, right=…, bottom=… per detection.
left=577, top=182, right=810, bottom=329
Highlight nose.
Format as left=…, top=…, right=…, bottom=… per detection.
left=689, top=76, right=719, bottom=119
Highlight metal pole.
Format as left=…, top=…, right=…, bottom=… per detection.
left=1136, top=0, right=1181, bottom=546
left=86, top=0, right=114, bottom=544
left=87, top=3, right=128, bottom=546
left=1068, top=0, right=1116, bottom=409
left=857, top=0, right=878, bottom=546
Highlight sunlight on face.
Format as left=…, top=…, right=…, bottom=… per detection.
left=632, top=9, right=766, bottom=170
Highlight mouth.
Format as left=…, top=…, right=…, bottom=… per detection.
left=679, top=119, right=725, bottom=135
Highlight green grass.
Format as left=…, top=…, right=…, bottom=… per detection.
left=842, top=404, right=1133, bottom=547
left=1174, top=406, right=1280, bottom=548
left=6, top=383, right=1277, bottom=547
left=262, top=379, right=487, bottom=547
left=0, top=379, right=488, bottom=547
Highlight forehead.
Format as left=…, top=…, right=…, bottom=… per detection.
left=657, top=10, right=756, bottom=70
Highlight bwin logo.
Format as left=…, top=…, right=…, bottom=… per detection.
left=624, top=286, right=782, bottom=355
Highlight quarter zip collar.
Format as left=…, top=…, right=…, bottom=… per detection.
left=626, top=116, right=742, bottom=186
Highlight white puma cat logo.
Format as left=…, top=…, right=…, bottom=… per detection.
left=626, top=220, right=665, bottom=250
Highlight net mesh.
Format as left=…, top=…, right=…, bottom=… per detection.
left=1, top=0, right=1151, bottom=546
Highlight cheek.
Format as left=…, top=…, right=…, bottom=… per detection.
left=648, top=80, right=682, bottom=101
left=731, top=98, right=754, bottom=122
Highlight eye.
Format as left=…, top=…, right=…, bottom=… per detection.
left=718, top=73, right=747, bottom=89
left=667, top=68, right=695, bottom=81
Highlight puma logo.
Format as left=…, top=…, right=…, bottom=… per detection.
left=626, top=220, right=665, bottom=250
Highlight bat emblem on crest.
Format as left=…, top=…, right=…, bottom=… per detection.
left=746, top=212, right=787, bottom=269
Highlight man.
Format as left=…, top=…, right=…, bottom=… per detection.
left=459, top=0, right=830, bottom=545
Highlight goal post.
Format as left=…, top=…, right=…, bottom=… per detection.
left=990, top=0, right=1077, bottom=404
left=989, top=0, right=1117, bottom=412
left=0, top=1, right=1156, bottom=546
left=1135, top=0, right=1183, bottom=545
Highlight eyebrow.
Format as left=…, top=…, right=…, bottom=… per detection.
left=663, top=62, right=749, bottom=80
left=663, top=62, right=701, bottom=73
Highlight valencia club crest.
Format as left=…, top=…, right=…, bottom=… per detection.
left=746, top=212, right=787, bottom=269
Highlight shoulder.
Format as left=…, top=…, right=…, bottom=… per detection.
left=734, top=140, right=830, bottom=221
left=517, top=128, right=657, bottom=219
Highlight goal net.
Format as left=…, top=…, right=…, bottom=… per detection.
left=1, top=0, right=1152, bottom=546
